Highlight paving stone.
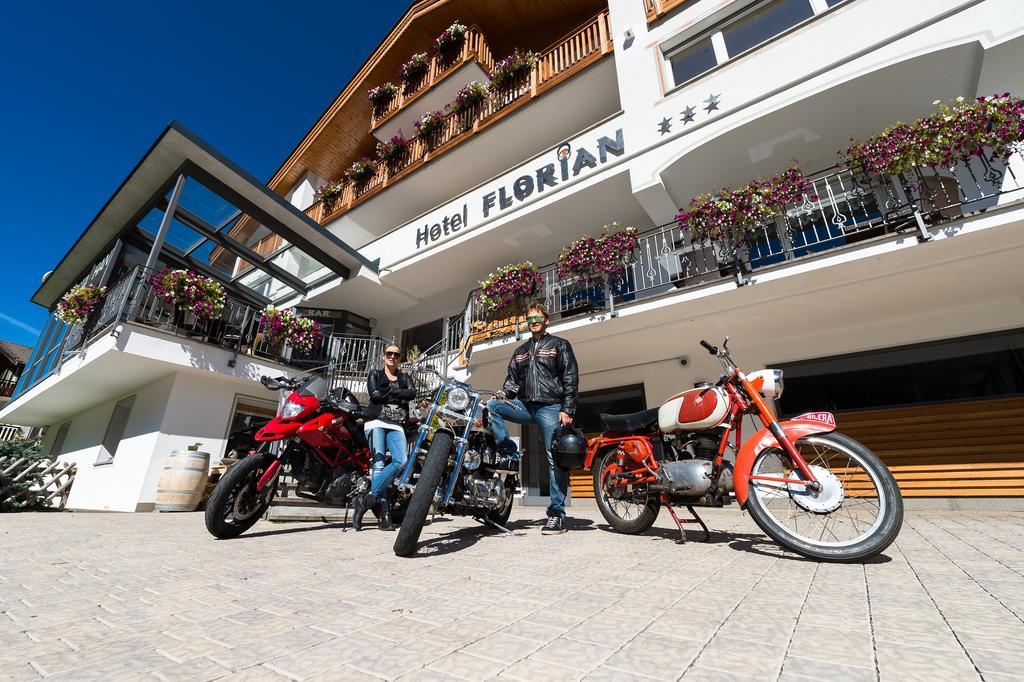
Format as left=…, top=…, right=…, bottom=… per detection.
left=778, top=656, right=875, bottom=681
left=602, top=632, right=702, bottom=680
left=529, top=636, right=616, bottom=673
left=875, top=641, right=981, bottom=681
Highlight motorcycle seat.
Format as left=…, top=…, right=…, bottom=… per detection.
left=600, top=408, right=659, bottom=433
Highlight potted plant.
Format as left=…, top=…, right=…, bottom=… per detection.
left=368, top=82, right=398, bottom=110
left=55, top=284, right=106, bottom=325
left=258, top=307, right=324, bottom=353
left=451, top=81, right=489, bottom=114
left=434, top=21, right=468, bottom=55
left=344, top=157, right=375, bottom=185
left=492, top=49, right=538, bottom=88
left=399, top=52, right=429, bottom=86
left=479, top=262, right=544, bottom=318
left=677, top=165, right=814, bottom=250
left=314, top=181, right=343, bottom=212
left=557, top=223, right=638, bottom=287
left=149, top=269, right=226, bottom=320
left=414, top=110, right=446, bottom=142
left=377, top=132, right=411, bottom=169
left=841, top=94, right=1024, bottom=217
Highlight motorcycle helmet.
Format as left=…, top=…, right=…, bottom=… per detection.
left=551, top=423, right=587, bottom=472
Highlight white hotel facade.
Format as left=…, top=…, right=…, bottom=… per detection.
left=4, top=0, right=1024, bottom=511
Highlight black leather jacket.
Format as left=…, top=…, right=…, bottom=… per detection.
left=365, top=369, right=417, bottom=424
left=503, top=333, right=579, bottom=414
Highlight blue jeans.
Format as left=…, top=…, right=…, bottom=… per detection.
left=487, top=399, right=567, bottom=519
left=366, top=427, right=408, bottom=498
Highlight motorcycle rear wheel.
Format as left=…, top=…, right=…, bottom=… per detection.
left=393, top=431, right=452, bottom=557
left=745, top=432, right=903, bottom=562
left=204, top=451, right=277, bottom=539
left=593, top=449, right=660, bottom=534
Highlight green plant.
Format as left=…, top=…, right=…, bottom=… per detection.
left=451, top=81, right=489, bottom=113
left=399, top=52, right=429, bottom=83
left=479, top=262, right=544, bottom=311
left=0, top=438, right=48, bottom=512
left=149, top=269, right=226, bottom=319
left=414, top=110, right=446, bottom=138
left=676, top=166, right=814, bottom=245
left=368, top=82, right=398, bottom=107
left=557, top=223, right=638, bottom=285
left=345, top=157, right=375, bottom=184
left=492, top=49, right=538, bottom=88
left=55, top=284, right=106, bottom=325
left=435, top=21, right=468, bottom=53
left=841, top=93, right=1024, bottom=180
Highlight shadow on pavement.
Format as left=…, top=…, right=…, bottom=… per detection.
left=594, top=523, right=894, bottom=564
left=404, top=515, right=596, bottom=558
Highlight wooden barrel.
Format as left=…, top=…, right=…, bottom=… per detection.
left=155, top=447, right=210, bottom=512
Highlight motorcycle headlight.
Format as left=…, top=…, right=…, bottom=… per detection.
left=281, top=400, right=304, bottom=419
left=773, top=369, right=784, bottom=400
left=462, top=449, right=482, bottom=472
left=446, top=387, right=470, bottom=412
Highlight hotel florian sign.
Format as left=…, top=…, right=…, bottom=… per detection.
left=365, top=118, right=627, bottom=266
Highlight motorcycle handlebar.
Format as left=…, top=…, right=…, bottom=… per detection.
left=699, top=339, right=718, bottom=355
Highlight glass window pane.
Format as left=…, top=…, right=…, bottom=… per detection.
left=668, top=37, right=718, bottom=86
left=722, top=0, right=814, bottom=58
left=825, top=0, right=846, bottom=5
left=189, top=240, right=241, bottom=278
left=178, top=178, right=239, bottom=228
left=97, top=396, right=135, bottom=464
left=137, top=209, right=205, bottom=253
left=236, top=268, right=298, bottom=302
left=269, top=246, right=333, bottom=285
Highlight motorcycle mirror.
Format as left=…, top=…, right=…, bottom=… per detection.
left=723, top=336, right=731, bottom=350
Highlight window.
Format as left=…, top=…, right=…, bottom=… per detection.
left=224, top=396, right=277, bottom=458
left=49, top=422, right=71, bottom=458
left=721, top=0, right=814, bottom=59
left=666, top=37, right=718, bottom=87
left=662, top=0, right=823, bottom=89
left=96, top=396, right=135, bottom=465
left=401, top=318, right=446, bottom=357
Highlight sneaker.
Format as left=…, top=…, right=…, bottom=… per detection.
left=541, top=516, right=566, bottom=535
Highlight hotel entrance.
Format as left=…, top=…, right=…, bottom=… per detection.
left=520, top=383, right=646, bottom=505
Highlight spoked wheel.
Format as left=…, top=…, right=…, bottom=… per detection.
left=393, top=431, right=452, bottom=557
left=204, top=451, right=277, bottom=539
left=745, top=432, right=903, bottom=562
left=594, top=449, right=660, bottom=534
left=486, top=476, right=516, bottom=528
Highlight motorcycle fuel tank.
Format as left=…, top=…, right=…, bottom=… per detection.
left=658, top=387, right=729, bottom=433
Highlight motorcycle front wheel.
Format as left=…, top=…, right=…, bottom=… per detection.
left=204, top=450, right=277, bottom=539
left=393, top=431, right=452, bottom=557
left=745, top=432, right=903, bottom=562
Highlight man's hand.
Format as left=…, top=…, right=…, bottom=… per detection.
left=494, top=390, right=508, bottom=402
left=559, top=411, right=573, bottom=425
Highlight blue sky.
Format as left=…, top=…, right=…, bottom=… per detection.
left=0, top=1, right=408, bottom=348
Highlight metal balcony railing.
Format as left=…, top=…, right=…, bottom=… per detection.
left=304, top=11, right=613, bottom=226
left=461, top=149, right=1024, bottom=349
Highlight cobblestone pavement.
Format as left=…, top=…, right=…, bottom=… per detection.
left=3, top=507, right=1024, bottom=681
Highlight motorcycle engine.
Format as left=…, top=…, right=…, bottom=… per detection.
left=659, top=459, right=713, bottom=495
left=460, top=474, right=506, bottom=510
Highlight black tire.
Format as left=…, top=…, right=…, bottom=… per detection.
left=393, top=431, right=452, bottom=557
left=745, top=432, right=903, bottom=562
left=204, top=452, right=277, bottom=539
left=593, top=448, right=660, bottom=534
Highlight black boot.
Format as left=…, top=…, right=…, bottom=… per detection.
left=352, top=492, right=376, bottom=531
left=377, top=497, right=396, bottom=531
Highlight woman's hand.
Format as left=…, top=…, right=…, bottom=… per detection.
left=559, top=411, right=573, bottom=425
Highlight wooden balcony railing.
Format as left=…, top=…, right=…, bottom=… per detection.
left=306, top=10, right=613, bottom=226
left=370, top=25, right=496, bottom=130
left=643, top=0, right=694, bottom=22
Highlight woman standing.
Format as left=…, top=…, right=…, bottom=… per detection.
left=353, top=343, right=416, bottom=531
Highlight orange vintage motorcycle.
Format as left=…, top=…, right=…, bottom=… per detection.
left=587, top=337, right=903, bottom=562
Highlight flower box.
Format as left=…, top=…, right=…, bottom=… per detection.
left=557, top=223, right=638, bottom=286
left=377, top=133, right=411, bottom=169
left=414, top=110, right=446, bottom=141
left=259, top=306, right=324, bottom=353
left=149, top=269, right=225, bottom=320
left=345, top=157, right=375, bottom=185
left=479, top=262, right=543, bottom=315
left=451, top=81, right=488, bottom=114
left=434, top=21, right=467, bottom=54
left=399, top=52, right=429, bottom=86
left=314, top=181, right=343, bottom=212
left=56, top=284, right=106, bottom=325
left=492, top=50, right=537, bottom=88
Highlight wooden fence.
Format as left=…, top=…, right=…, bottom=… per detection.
left=0, top=456, right=77, bottom=510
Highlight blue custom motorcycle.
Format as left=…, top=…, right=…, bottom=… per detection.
left=392, top=367, right=517, bottom=557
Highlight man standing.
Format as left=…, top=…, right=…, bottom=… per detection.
left=487, top=302, right=578, bottom=535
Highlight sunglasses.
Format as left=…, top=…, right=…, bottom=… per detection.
left=383, top=351, right=401, bottom=359
left=526, top=315, right=545, bottom=324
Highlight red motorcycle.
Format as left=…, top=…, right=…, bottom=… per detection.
left=205, top=371, right=373, bottom=538
left=587, top=338, right=903, bottom=562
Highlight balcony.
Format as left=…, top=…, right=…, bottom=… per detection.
left=369, top=25, right=496, bottom=135
left=0, top=380, right=16, bottom=399
left=303, top=11, right=613, bottom=226
left=458, top=150, right=1024, bottom=351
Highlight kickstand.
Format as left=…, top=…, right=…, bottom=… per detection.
left=475, top=515, right=515, bottom=536
left=662, top=495, right=711, bottom=544
left=342, top=504, right=349, bottom=532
